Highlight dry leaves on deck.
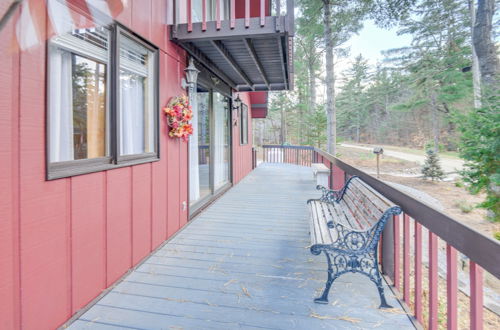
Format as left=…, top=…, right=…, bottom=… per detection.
left=309, top=311, right=361, bottom=324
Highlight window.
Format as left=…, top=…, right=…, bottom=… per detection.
left=47, top=24, right=159, bottom=180
left=240, top=103, right=248, bottom=145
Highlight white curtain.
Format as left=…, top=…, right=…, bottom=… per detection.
left=213, top=94, right=226, bottom=189
left=189, top=86, right=200, bottom=203
left=120, top=73, right=145, bottom=155
left=49, top=48, right=74, bottom=162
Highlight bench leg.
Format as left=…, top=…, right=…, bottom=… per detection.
left=314, top=252, right=337, bottom=304
left=373, top=268, right=392, bottom=308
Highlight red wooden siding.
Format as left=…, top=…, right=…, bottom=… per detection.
left=250, top=91, right=268, bottom=118
left=0, top=1, right=203, bottom=328
left=232, top=93, right=254, bottom=184
left=235, top=0, right=271, bottom=18
left=0, top=2, right=21, bottom=329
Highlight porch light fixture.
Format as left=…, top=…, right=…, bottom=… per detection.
left=232, top=93, right=242, bottom=111
left=181, top=57, right=200, bottom=89
left=232, top=94, right=242, bottom=126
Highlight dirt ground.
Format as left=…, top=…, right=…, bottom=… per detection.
left=336, top=146, right=500, bottom=328
left=336, top=146, right=500, bottom=240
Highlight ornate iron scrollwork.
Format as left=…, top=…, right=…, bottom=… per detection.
left=310, top=178, right=402, bottom=308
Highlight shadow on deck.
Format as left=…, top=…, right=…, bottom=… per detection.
left=68, top=163, right=415, bottom=329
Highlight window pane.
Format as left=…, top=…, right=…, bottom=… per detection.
left=119, top=35, right=156, bottom=156
left=241, top=104, right=248, bottom=144
left=49, top=28, right=109, bottom=163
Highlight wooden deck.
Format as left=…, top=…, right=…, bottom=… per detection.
left=68, top=164, right=414, bottom=329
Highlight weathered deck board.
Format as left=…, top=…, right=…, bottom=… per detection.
left=68, top=163, right=414, bottom=330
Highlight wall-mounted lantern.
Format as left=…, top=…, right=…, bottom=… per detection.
left=181, top=57, right=200, bottom=90
left=232, top=93, right=242, bottom=126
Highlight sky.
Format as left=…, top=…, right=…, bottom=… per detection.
left=317, top=19, right=413, bottom=97
left=347, top=20, right=412, bottom=63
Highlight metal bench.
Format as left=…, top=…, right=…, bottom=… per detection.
left=307, top=176, right=402, bottom=308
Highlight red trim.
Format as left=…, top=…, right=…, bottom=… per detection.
left=245, top=0, right=249, bottom=27
left=393, top=214, right=400, bottom=290
left=260, top=0, right=265, bottom=26
left=447, top=244, right=458, bottom=330
left=216, top=0, right=221, bottom=30
left=470, top=262, right=484, bottom=330
left=414, top=216, right=423, bottom=323
left=187, top=0, right=192, bottom=32
left=202, top=0, right=207, bottom=31
left=230, top=0, right=235, bottom=28
left=429, top=232, right=439, bottom=330
left=403, top=214, right=410, bottom=303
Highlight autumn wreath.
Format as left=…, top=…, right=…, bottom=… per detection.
left=163, top=95, right=193, bottom=142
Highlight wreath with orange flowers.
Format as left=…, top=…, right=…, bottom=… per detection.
left=163, top=95, right=193, bottom=142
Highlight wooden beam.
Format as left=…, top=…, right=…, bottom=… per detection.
left=172, top=17, right=285, bottom=42
left=276, top=36, right=288, bottom=90
left=180, top=42, right=237, bottom=88
left=243, top=38, right=269, bottom=88
left=210, top=40, right=254, bottom=90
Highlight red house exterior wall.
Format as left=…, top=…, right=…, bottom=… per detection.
left=233, top=93, right=255, bottom=184
left=0, top=1, right=254, bottom=329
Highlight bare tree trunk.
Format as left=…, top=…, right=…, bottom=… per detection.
left=308, top=58, right=316, bottom=112
left=280, top=106, right=286, bottom=144
left=323, top=0, right=336, bottom=155
left=473, top=0, right=499, bottom=89
left=469, top=0, right=482, bottom=108
left=430, top=92, right=440, bottom=153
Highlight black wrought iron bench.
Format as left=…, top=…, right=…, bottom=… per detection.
left=307, top=176, right=402, bottom=308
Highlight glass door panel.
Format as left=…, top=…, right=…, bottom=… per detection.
left=190, top=85, right=211, bottom=206
left=213, top=92, right=230, bottom=191
left=189, top=86, right=231, bottom=211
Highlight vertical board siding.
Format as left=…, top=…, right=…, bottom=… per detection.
left=106, top=167, right=133, bottom=284
left=232, top=93, right=254, bottom=184
left=19, top=8, right=73, bottom=328
left=0, top=3, right=20, bottom=328
left=71, top=173, right=107, bottom=312
left=132, top=164, right=153, bottom=264
left=1, top=0, right=253, bottom=328
left=131, top=0, right=152, bottom=40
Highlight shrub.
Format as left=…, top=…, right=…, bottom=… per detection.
left=421, top=149, right=445, bottom=181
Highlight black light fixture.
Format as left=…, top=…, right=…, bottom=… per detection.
left=232, top=93, right=242, bottom=111
left=232, top=94, right=242, bottom=126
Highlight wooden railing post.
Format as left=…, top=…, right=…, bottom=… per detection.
left=470, top=262, right=484, bottom=330
left=382, top=219, right=395, bottom=282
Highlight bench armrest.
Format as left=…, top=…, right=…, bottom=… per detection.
left=326, top=206, right=402, bottom=253
left=316, top=185, right=342, bottom=203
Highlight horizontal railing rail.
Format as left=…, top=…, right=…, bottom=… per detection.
left=257, top=144, right=500, bottom=329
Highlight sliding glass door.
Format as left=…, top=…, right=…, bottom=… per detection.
left=213, top=92, right=230, bottom=191
left=189, top=87, right=231, bottom=212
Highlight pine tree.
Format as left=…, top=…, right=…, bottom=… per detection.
left=421, top=149, right=445, bottom=181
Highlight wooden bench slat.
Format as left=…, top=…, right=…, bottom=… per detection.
left=309, top=201, right=333, bottom=245
left=341, top=191, right=377, bottom=230
left=350, top=179, right=394, bottom=210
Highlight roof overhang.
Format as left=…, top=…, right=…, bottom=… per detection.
left=171, top=17, right=294, bottom=92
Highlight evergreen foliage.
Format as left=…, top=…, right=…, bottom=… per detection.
left=458, top=92, right=500, bottom=222
left=421, top=149, right=445, bottom=181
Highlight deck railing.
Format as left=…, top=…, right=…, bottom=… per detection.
left=260, top=144, right=500, bottom=330
left=262, top=144, right=314, bottom=166
left=178, top=0, right=294, bottom=33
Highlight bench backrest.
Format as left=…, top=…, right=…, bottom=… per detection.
left=338, top=177, right=400, bottom=231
